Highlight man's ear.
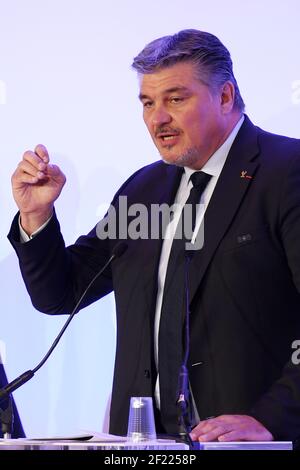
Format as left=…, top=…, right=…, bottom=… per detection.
left=220, top=81, right=235, bottom=114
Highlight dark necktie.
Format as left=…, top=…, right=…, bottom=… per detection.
left=158, top=171, right=212, bottom=434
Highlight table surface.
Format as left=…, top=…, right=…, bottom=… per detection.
left=0, top=438, right=293, bottom=450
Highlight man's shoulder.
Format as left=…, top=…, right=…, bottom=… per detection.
left=259, top=128, right=300, bottom=145
left=112, top=160, right=177, bottom=201
left=255, top=122, right=300, bottom=153
left=120, top=160, right=174, bottom=188
left=242, top=115, right=300, bottom=151
left=133, top=159, right=169, bottom=176
left=250, top=121, right=300, bottom=169
left=235, top=116, right=300, bottom=179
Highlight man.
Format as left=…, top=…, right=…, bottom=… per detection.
left=8, top=29, right=300, bottom=442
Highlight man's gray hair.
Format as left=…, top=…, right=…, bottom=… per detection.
left=132, top=29, right=245, bottom=112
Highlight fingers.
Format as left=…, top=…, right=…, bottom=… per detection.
left=46, top=163, right=62, bottom=177
left=15, top=172, right=39, bottom=185
left=190, top=415, right=274, bottom=442
left=34, top=144, right=49, bottom=163
left=23, top=149, right=48, bottom=171
left=22, top=144, right=50, bottom=173
left=18, top=146, right=63, bottom=181
left=17, top=158, right=47, bottom=182
left=190, top=418, right=227, bottom=442
left=218, top=430, right=245, bottom=442
left=46, top=163, right=67, bottom=186
left=11, top=144, right=66, bottom=219
left=195, top=424, right=231, bottom=442
left=12, top=145, right=66, bottom=188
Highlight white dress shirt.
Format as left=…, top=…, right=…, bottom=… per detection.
left=19, top=216, right=52, bottom=242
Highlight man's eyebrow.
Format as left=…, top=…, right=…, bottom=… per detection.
left=138, top=93, right=150, bottom=101
left=164, top=86, right=191, bottom=94
left=138, top=86, right=191, bottom=101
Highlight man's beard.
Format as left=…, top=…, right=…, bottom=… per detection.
left=161, top=146, right=202, bottom=168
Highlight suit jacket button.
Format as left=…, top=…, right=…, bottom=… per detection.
left=144, top=369, right=150, bottom=379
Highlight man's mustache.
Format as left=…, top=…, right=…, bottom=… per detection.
left=155, top=127, right=181, bottom=137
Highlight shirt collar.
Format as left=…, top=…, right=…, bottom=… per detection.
left=184, top=114, right=245, bottom=184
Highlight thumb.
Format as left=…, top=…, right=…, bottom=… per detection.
left=46, top=164, right=65, bottom=181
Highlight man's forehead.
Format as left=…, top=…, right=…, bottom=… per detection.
left=138, top=62, right=198, bottom=96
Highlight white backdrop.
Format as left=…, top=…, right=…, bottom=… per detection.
left=0, top=0, right=299, bottom=436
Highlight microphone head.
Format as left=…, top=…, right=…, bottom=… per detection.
left=113, top=241, right=128, bottom=258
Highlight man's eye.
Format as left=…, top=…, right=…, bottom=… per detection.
left=170, top=97, right=184, bottom=104
left=143, top=101, right=153, bottom=108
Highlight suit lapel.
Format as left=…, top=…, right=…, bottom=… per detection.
left=188, top=116, right=260, bottom=303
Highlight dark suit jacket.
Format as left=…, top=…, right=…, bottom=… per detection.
left=8, top=116, right=300, bottom=440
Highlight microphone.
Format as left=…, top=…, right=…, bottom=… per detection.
left=176, top=250, right=194, bottom=446
left=0, top=241, right=128, bottom=406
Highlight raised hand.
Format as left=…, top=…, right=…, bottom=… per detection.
left=11, top=144, right=66, bottom=235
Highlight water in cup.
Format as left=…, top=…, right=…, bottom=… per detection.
left=127, top=397, right=157, bottom=442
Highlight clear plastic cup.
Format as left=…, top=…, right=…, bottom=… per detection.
left=126, top=397, right=157, bottom=442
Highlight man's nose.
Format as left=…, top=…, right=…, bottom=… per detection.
left=151, top=105, right=172, bottom=126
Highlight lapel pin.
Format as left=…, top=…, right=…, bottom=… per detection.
left=240, top=170, right=253, bottom=179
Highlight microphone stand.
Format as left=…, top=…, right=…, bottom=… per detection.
left=0, top=396, right=13, bottom=439
left=0, top=242, right=128, bottom=433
